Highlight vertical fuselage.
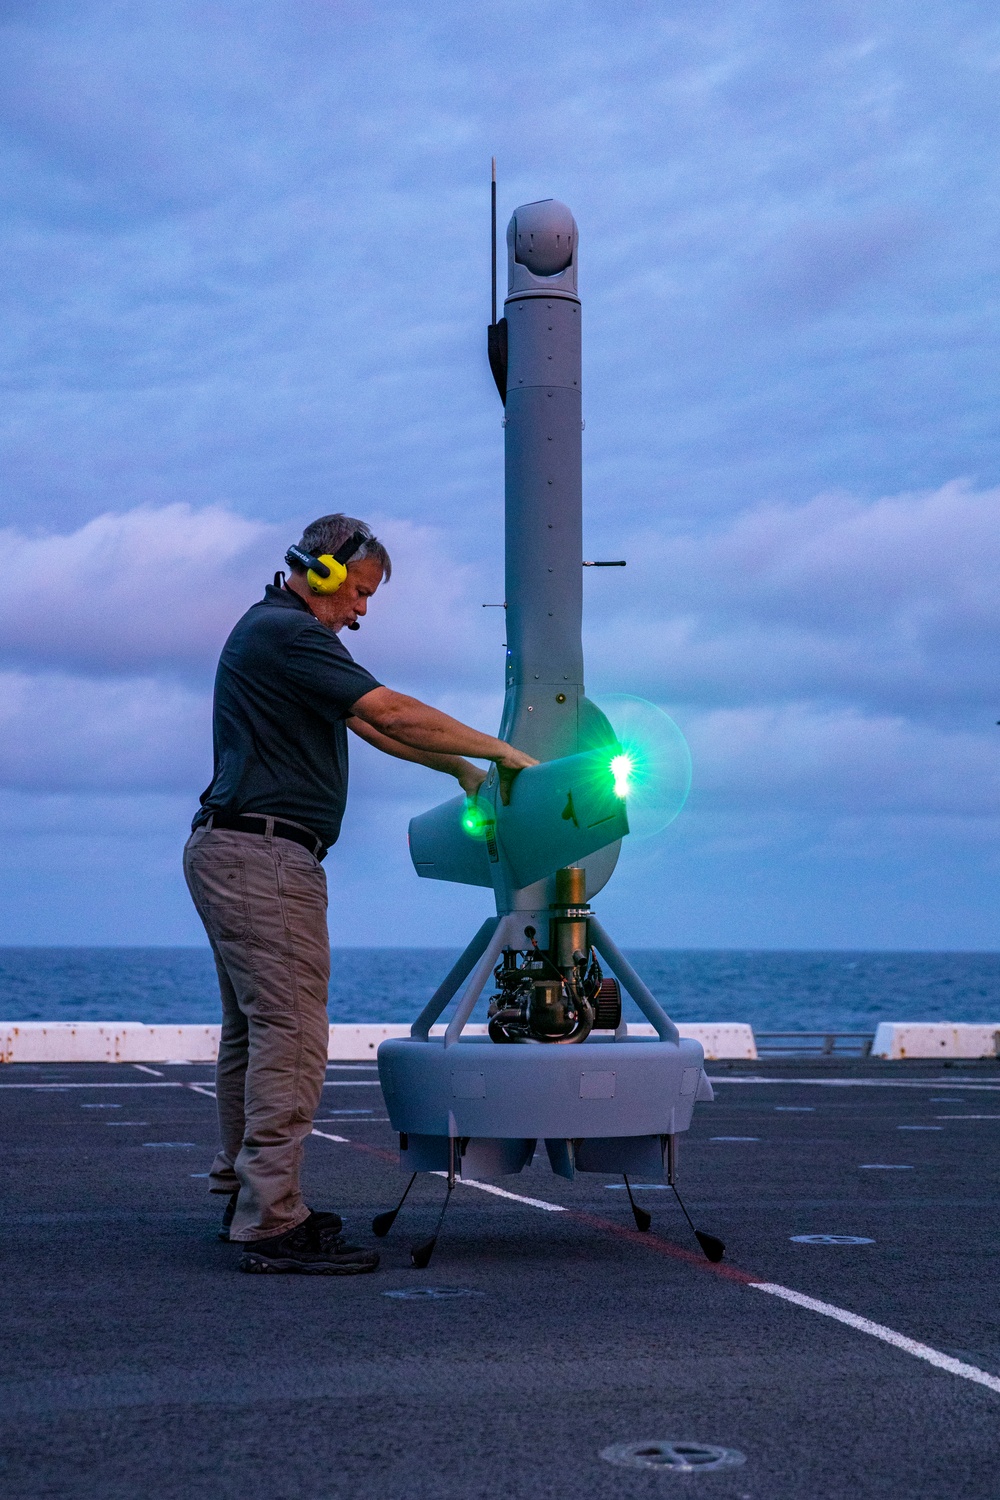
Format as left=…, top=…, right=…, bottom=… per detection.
left=499, top=200, right=585, bottom=763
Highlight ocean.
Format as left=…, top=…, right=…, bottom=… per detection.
left=1, top=947, right=997, bottom=1032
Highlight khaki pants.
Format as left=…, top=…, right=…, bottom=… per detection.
left=183, top=824, right=331, bottom=1242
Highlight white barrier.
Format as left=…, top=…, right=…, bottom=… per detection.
left=871, top=1023, right=1000, bottom=1060
left=0, top=1022, right=221, bottom=1065
left=628, top=1022, right=758, bottom=1061
left=0, top=1019, right=757, bottom=1063
left=7, top=1019, right=999, bottom=1064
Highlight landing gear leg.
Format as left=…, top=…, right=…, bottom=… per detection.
left=372, top=1172, right=418, bottom=1238
left=666, top=1133, right=725, bottom=1263
left=623, top=1174, right=651, bottom=1232
left=410, top=1140, right=457, bottom=1269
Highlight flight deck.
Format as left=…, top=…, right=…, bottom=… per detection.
left=2, top=1056, right=998, bottom=1498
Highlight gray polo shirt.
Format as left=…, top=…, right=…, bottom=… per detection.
left=193, top=584, right=382, bottom=849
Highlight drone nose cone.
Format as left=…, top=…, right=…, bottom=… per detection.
left=512, top=198, right=576, bottom=277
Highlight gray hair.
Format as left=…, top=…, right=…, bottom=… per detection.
left=290, top=513, right=391, bottom=581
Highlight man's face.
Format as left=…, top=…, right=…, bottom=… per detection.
left=318, top=554, right=384, bottom=632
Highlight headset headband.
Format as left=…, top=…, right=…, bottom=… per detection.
left=284, top=530, right=367, bottom=578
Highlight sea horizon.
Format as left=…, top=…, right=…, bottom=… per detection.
left=2, top=946, right=996, bottom=1032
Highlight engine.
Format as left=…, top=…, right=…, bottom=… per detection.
left=487, top=866, right=622, bottom=1043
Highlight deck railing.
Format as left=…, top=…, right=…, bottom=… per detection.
left=755, top=1031, right=874, bottom=1057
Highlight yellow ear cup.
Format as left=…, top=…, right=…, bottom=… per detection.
left=307, top=555, right=349, bottom=595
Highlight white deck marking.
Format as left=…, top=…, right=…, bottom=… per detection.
left=322, top=1080, right=381, bottom=1087
left=936, top=1114, right=1000, bottom=1120
left=133, top=1065, right=164, bottom=1077
left=429, top=1173, right=568, bottom=1212
left=710, top=1077, right=1000, bottom=1091
left=606, top=1183, right=668, bottom=1190
left=750, top=1284, right=1000, bottom=1395
left=184, top=1083, right=217, bottom=1101
left=175, top=1081, right=1000, bottom=1397
left=0, top=1081, right=183, bottom=1090
left=859, top=1164, right=914, bottom=1170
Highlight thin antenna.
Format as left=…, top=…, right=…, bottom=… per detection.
left=491, top=156, right=497, bottom=327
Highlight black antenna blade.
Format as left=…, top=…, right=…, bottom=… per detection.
left=491, top=155, right=497, bottom=327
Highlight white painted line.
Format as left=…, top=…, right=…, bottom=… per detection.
left=710, top=1078, right=1000, bottom=1092
left=184, top=1083, right=217, bottom=1101
left=81, top=1103, right=122, bottom=1109
left=322, top=1080, right=382, bottom=1087
left=133, top=1065, right=164, bottom=1077
left=143, top=1142, right=196, bottom=1148
left=859, top=1164, right=914, bottom=1170
left=606, top=1183, right=668, bottom=1190
left=430, top=1174, right=568, bottom=1212
left=898, top=1126, right=943, bottom=1131
left=0, top=1081, right=183, bottom=1090
left=774, top=1106, right=815, bottom=1112
left=297, top=1099, right=1000, bottom=1399
left=750, top=1283, right=1000, bottom=1395
left=711, top=1136, right=760, bottom=1142
left=936, top=1115, right=1000, bottom=1120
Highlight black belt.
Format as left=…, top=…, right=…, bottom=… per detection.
left=205, top=812, right=327, bottom=861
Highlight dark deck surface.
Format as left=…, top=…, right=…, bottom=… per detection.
left=3, top=1057, right=1000, bottom=1499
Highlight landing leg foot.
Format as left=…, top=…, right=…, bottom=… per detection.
left=623, top=1174, right=651, bottom=1232
left=410, top=1143, right=457, bottom=1269
left=671, top=1183, right=725, bottom=1262
left=372, top=1172, right=418, bottom=1238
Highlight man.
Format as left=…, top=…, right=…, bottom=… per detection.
left=184, top=513, right=535, bottom=1274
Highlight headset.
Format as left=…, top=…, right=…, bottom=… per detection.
left=285, top=530, right=367, bottom=596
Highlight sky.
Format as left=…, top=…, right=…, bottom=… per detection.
left=1, top=0, right=998, bottom=949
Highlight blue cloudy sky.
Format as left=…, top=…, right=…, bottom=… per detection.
left=1, top=0, right=998, bottom=948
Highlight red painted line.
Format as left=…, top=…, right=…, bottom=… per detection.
left=566, top=1208, right=758, bottom=1284
left=201, top=1084, right=751, bottom=1281
left=337, top=1129, right=756, bottom=1283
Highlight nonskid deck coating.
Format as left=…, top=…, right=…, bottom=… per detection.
left=2, top=1057, right=999, bottom=1499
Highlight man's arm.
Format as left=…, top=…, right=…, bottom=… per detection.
left=349, top=686, right=537, bottom=802
left=347, top=716, right=486, bottom=795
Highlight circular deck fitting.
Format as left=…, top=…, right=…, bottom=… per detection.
left=381, top=1287, right=485, bottom=1301
left=600, top=1440, right=745, bottom=1473
left=790, top=1234, right=875, bottom=1245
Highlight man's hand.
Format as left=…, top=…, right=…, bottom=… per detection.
left=351, top=687, right=539, bottom=802
left=454, top=760, right=488, bottom=796
left=493, top=745, right=538, bottom=805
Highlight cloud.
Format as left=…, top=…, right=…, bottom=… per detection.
left=0, top=504, right=277, bottom=678
left=0, top=670, right=211, bottom=793
left=0, top=502, right=502, bottom=686
left=586, top=480, right=1000, bottom=721
left=684, top=703, right=998, bottom=817
left=1, top=3, right=998, bottom=943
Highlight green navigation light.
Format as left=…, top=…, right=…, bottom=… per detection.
left=610, top=752, right=633, bottom=798
left=460, top=797, right=492, bottom=839
left=593, top=694, right=692, bottom=840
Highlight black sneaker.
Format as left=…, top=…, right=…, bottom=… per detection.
left=238, top=1214, right=378, bottom=1275
left=219, top=1198, right=343, bottom=1244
